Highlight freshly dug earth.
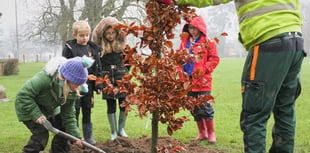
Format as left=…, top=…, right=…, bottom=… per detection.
left=70, top=135, right=224, bottom=153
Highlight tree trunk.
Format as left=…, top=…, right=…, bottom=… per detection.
left=150, top=33, right=163, bottom=153
left=151, top=110, right=159, bottom=153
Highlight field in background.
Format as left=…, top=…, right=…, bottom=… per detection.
left=0, top=57, right=309, bottom=153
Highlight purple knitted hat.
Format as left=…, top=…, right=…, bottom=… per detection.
left=59, top=56, right=92, bottom=85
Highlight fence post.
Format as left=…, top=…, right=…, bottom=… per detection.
left=0, top=62, right=3, bottom=76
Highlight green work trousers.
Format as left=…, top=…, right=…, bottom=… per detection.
left=240, top=32, right=306, bottom=153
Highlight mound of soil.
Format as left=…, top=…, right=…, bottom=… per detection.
left=70, top=135, right=224, bottom=153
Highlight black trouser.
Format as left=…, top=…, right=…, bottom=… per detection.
left=106, top=98, right=125, bottom=114
left=22, top=115, right=70, bottom=153
left=76, top=82, right=94, bottom=124
left=188, top=91, right=214, bottom=121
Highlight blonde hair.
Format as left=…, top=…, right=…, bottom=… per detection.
left=72, top=20, right=91, bottom=35
left=59, top=74, right=81, bottom=105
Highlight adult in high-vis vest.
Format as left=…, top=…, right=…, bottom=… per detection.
left=160, top=0, right=306, bottom=153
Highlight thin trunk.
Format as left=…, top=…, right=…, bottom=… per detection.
left=150, top=35, right=163, bottom=153
left=151, top=110, right=159, bottom=153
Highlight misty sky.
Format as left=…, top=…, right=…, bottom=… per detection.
left=0, top=1, right=15, bottom=26
left=0, top=0, right=28, bottom=30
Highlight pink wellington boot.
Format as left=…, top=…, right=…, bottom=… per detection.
left=192, top=119, right=208, bottom=141
left=205, top=119, right=216, bottom=143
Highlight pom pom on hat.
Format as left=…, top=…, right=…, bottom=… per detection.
left=81, top=55, right=94, bottom=68
left=59, top=55, right=94, bottom=85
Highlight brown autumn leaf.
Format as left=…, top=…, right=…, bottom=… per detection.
left=179, top=32, right=189, bottom=38
left=221, top=32, right=228, bottom=36
left=214, top=37, right=220, bottom=44
left=95, top=77, right=105, bottom=86
left=129, top=22, right=135, bottom=27
left=147, top=36, right=154, bottom=41
left=164, top=40, right=173, bottom=49
left=167, top=126, right=173, bottom=136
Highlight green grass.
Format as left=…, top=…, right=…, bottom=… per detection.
left=0, top=58, right=309, bottom=153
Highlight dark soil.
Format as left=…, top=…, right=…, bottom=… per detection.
left=70, top=135, right=224, bottom=153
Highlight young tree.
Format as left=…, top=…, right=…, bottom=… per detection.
left=97, top=1, right=216, bottom=152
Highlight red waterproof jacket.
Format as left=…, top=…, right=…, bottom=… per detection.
left=179, top=15, right=219, bottom=92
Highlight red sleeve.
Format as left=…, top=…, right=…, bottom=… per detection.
left=203, top=40, right=220, bottom=74
left=160, top=0, right=171, bottom=4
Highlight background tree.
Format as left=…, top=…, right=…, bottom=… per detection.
left=24, top=0, right=147, bottom=49
left=197, top=3, right=235, bottom=57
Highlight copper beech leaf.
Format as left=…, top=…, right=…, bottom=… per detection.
left=167, top=126, right=173, bottom=136
left=164, top=40, right=173, bottom=49
left=214, top=37, right=220, bottom=44
left=221, top=32, right=228, bottom=36
left=179, top=32, right=189, bottom=38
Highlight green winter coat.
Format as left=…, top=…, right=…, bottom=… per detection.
left=15, top=70, right=81, bottom=138
left=177, top=0, right=303, bottom=50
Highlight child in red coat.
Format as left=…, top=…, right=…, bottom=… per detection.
left=179, top=15, right=219, bottom=143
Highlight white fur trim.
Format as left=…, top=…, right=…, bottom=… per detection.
left=45, top=57, right=67, bottom=76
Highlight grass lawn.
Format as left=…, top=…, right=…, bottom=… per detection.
left=0, top=57, right=309, bottom=153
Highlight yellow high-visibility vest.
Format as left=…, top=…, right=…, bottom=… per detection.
left=178, top=0, right=303, bottom=50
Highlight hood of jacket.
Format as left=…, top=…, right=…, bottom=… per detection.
left=44, top=56, right=67, bottom=76
left=92, top=17, right=126, bottom=55
left=182, top=15, right=207, bottom=36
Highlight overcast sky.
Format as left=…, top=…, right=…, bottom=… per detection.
left=0, top=1, right=15, bottom=26
left=0, top=0, right=28, bottom=30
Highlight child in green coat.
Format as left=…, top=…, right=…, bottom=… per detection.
left=15, top=56, right=93, bottom=153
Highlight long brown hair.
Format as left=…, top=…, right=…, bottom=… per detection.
left=100, top=26, right=121, bottom=55
left=91, top=17, right=127, bottom=56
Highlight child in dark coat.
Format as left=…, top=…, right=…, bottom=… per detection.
left=92, top=17, right=129, bottom=140
left=62, top=20, right=103, bottom=144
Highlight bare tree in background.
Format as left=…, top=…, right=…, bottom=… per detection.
left=199, top=4, right=235, bottom=57
left=25, top=0, right=146, bottom=48
left=16, top=0, right=310, bottom=57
